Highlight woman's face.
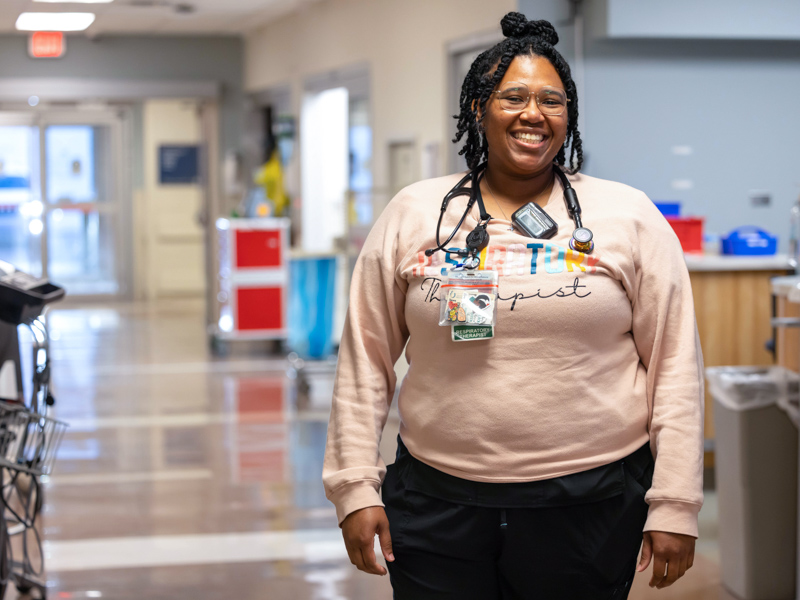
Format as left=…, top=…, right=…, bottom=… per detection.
left=481, top=54, right=569, bottom=178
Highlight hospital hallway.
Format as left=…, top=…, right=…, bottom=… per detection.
left=31, top=299, right=730, bottom=599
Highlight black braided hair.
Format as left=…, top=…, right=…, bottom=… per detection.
left=453, top=12, right=584, bottom=174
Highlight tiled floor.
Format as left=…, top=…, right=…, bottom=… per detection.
left=7, top=299, right=731, bottom=599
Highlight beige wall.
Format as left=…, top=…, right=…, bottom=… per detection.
left=244, top=0, right=515, bottom=190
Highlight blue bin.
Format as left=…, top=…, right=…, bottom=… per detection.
left=654, top=202, right=681, bottom=217
left=721, top=227, right=778, bottom=256
left=288, top=257, right=337, bottom=359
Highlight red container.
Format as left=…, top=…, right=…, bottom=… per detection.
left=234, top=229, right=283, bottom=268
left=666, top=216, right=704, bottom=254
left=235, top=285, right=284, bottom=331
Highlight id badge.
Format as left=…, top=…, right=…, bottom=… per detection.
left=438, top=270, right=499, bottom=329
left=451, top=324, right=494, bottom=342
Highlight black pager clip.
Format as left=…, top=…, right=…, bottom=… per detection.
left=512, top=203, right=558, bottom=239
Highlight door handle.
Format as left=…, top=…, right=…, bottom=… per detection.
left=771, top=317, right=800, bottom=328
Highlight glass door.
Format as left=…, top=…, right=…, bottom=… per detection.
left=43, top=118, right=122, bottom=295
left=0, top=110, right=126, bottom=296
left=0, top=115, right=42, bottom=276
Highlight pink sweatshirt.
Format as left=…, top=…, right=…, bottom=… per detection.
left=323, top=171, right=704, bottom=537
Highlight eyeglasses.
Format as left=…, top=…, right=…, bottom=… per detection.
left=491, top=83, right=570, bottom=116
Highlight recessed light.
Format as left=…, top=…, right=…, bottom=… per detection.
left=15, top=12, right=96, bottom=31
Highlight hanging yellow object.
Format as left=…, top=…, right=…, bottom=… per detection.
left=254, top=149, right=289, bottom=217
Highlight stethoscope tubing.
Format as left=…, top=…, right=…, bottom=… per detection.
left=427, top=163, right=592, bottom=260
left=428, top=169, right=485, bottom=257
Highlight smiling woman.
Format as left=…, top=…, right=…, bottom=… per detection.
left=479, top=55, right=569, bottom=206
left=324, top=11, right=704, bottom=600
left=453, top=12, right=582, bottom=215
left=455, top=13, right=582, bottom=172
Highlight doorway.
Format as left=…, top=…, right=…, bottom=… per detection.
left=447, top=31, right=504, bottom=174
left=0, top=109, right=127, bottom=296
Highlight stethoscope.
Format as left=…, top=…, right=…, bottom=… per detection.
left=425, top=163, right=594, bottom=269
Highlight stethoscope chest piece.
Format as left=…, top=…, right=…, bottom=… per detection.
left=569, top=227, right=594, bottom=253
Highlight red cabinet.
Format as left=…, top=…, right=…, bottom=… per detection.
left=216, top=218, right=290, bottom=340
left=234, top=229, right=283, bottom=268
left=236, top=286, right=283, bottom=331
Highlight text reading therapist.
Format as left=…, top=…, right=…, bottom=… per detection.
left=323, top=12, right=703, bottom=599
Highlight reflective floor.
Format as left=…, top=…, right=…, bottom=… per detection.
left=17, top=299, right=732, bottom=599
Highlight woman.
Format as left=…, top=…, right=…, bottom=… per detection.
left=323, top=12, right=703, bottom=599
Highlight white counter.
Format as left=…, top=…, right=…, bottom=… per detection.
left=685, top=253, right=791, bottom=272
left=772, top=275, right=800, bottom=298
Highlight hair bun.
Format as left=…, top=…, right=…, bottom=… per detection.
left=500, top=12, right=559, bottom=46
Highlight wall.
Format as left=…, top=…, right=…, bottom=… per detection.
left=518, top=0, right=800, bottom=249
left=0, top=35, right=243, bottom=159
left=605, top=0, right=800, bottom=40
left=244, top=0, right=516, bottom=192
left=581, top=36, right=800, bottom=247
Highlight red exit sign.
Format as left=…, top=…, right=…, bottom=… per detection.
left=28, top=32, right=65, bottom=59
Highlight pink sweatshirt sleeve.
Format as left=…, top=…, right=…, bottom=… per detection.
left=322, top=198, right=411, bottom=526
left=629, top=194, right=705, bottom=538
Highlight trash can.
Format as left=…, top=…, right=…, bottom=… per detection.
left=707, top=366, right=799, bottom=600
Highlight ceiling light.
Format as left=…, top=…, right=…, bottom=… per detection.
left=34, top=0, right=113, bottom=3
left=16, top=12, right=96, bottom=31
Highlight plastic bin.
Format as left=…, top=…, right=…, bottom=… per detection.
left=654, top=202, right=681, bottom=217
left=706, top=366, right=798, bottom=600
left=722, top=227, right=778, bottom=256
left=666, top=216, right=704, bottom=254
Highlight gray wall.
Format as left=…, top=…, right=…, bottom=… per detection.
left=519, top=0, right=800, bottom=250
left=605, top=0, right=800, bottom=40
left=0, top=34, right=244, bottom=161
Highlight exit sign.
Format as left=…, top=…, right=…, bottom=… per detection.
left=29, top=32, right=65, bottom=58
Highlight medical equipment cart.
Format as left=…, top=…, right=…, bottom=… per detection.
left=210, top=218, right=290, bottom=355
left=0, top=261, right=68, bottom=599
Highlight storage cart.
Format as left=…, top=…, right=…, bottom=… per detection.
left=210, top=218, right=291, bottom=355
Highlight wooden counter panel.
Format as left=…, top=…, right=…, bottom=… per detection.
left=690, top=269, right=788, bottom=442
left=776, top=295, right=800, bottom=372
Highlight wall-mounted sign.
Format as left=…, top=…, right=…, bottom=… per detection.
left=29, top=32, right=65, bottom=59
left=159, top=145, right=199, bottom=185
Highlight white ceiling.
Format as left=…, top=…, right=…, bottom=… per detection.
left=0, top=0, right=324, bottom=35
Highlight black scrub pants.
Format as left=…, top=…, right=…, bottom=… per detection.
left=382, top=439, right=654, bottom=600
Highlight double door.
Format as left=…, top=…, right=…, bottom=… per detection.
left=0, top=109, right=126, bottom=295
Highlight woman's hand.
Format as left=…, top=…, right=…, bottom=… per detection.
left=636, top=530, right=696, bottom=588
left=341, top=506, right=395, bottom=576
